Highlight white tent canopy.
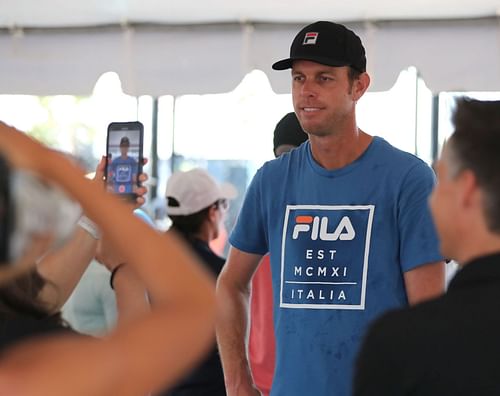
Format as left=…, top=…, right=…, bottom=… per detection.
left=1, top=1, right=499, bottom=95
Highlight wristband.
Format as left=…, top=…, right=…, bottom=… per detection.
left=77, top=215, right=101, bottom=240
left=110, top=263, right=126, bottom=290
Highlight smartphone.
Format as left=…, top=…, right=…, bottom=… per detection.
left=105, top=121, right=144, bottom=202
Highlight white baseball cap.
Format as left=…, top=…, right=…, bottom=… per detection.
left=165, top=168, right=237, bottom=216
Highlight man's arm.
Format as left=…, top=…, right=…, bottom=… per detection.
left=216, top=247, right=263, bottom=396
left=403, top=261, right=445, bottom=305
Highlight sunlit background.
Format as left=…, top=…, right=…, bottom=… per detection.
left=1, top=67, right=498, bottom=253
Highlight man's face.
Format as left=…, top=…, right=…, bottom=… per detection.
left=429, top=146, right=461, bottom=259
left=291, top=61, right=357, bottom=137
left=120, top=145, right=129, bottom=156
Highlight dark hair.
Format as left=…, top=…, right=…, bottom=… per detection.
left=0, top=153, right=11, bottom=263
left=0, top=269, right=63, bottom=324
left=170, top=208, right=210, bottom=236
left=348, top=66, right=362, bottom=83
left=169, top=200, right=222, bottom=237
left=448, top=97, right=500, bottom=233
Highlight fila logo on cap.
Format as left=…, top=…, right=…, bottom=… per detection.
left=303, top=32, right=318, bottom=45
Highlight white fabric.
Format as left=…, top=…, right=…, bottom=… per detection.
left=0, top=18, right=499, bottom=95
left=1, top=0, right=498, bottom=28
left=165, top=168, right=237, bottom=216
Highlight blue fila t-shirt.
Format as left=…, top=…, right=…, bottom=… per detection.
left=109, top=156, right=138, bottom=193
left=229, top=137, right=442, bottom=396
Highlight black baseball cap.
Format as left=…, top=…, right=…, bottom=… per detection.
left=272, top=21, right=366, bottom=72
left=273, top=112, right=308, bottom=155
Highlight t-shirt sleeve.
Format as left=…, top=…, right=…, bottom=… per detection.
left=229, top=167, right=269, bottom=255
left=398, top=161, right=443, bottom=272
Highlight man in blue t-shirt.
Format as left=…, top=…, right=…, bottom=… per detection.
left=108, top=136, right=138, bottom=194
left=216, top=21, right=445, bottom=396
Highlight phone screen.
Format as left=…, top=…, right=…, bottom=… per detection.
left=105, top=122, right=144, bottom=202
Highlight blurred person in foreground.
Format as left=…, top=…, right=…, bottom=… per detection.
left=160, top=167, right=236, bottom=396
left=354, top=98, right=500, bottom=396
left=0, top=123, right=215, bottom=396
left=248, top=112, right=308, bottom=396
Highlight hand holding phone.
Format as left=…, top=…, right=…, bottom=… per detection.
left=105, top=121, right=144, bottom=202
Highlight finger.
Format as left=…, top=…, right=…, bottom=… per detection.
left=136, top=184, right=148, bottom=195
left=142, top=157, right=149, bottom=165
left=94, top=156, right=106, bottom=182
left=134, top=196, right=145, bottom=208
left=138, top=173, right=149, bottom=183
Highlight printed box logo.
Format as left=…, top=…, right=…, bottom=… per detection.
left=303, top=32, right=319, bottom=45
left=280, top=205, right=374, bottom=310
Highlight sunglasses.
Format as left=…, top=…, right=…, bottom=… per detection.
left=215, top=199, right=229, bottom=211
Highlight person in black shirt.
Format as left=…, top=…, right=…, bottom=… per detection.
left=163, top=167, right=237, bottom=396
left=354, top=98, right=500, bottom=396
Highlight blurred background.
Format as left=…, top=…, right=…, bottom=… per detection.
left=1, top=0, right=499, bottom=252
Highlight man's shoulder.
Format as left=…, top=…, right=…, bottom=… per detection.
left=368, top=295, right=448, bottom=344
left=373, top=137, right=426, bottom=166
left=371, top=137, right=434, bottom=182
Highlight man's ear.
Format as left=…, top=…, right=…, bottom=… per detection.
left=352, top=72, right=370, bottom=101
left=458, top=169, right=480, bottom=209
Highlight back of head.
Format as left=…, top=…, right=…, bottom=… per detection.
left=0, top=269, right=53, bottom=320
left=449, top=98, right=500, bottom=233
left=0, top=152, right=80, bottom=271
left=273, top=112, right=308, bottom=157
left=0, top=154, right=11, bottom=264
left=165, top=168, right=236, bottom=235
left=0, top=153, right=70, bottom=323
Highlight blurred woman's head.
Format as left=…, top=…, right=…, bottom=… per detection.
left=165, top=168, right=235, bottom=242
left=0, top=155, right=80, bottom=269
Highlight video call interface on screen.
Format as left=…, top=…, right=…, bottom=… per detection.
left=107, top=130, right=141, bottom=195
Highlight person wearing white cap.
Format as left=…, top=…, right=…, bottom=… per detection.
left=161, top=167, right=236, bottom=396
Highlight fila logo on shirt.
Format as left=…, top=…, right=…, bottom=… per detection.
left=292, top=215, right=355, bottom=241
left=303, top=32, right=318, bottom=45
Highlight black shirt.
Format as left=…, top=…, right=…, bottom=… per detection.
left=162, top=236, right=226, bottom=396
left=354, top=253, right=500, bottom=396
left=0, top=314, right=72, bottom=351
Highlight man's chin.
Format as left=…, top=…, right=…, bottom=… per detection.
left=306, top=128, right=333, bottom=138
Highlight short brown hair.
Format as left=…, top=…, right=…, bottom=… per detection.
left=448, top=98, right=500, bottom=233
left=348, top=66, right=362, bottom=83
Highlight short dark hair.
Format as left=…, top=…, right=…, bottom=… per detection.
left=0, top=269, right=65, bottom=326
left=168, top=198, right=221, bottom=236
left=347, top=66, right=362, bottom=83
left=347, top=66, right=362, bottom=94
left=169, top=208, right=210, bottom=235
left=448, top=97, right=500, bottom=233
